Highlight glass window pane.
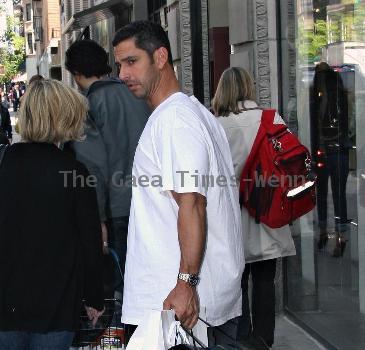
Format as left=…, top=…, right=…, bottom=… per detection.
left=282, top=1, right=365, bottom=348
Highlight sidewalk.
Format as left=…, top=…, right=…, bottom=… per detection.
left=274, top=315, right=327, bottom=350
left=9, top=109, right=21, bottom=143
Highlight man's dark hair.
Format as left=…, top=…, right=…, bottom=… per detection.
left=112, top=21, right=173, bottom=66
left=65, top=39, right=112, bottom=78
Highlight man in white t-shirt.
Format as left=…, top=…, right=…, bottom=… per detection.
left=113, top=21, right=244, bottom=344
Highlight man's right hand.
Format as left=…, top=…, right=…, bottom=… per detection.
left=163, top=280, right=200, bottom=329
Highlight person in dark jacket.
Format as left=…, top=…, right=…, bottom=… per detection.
left=0, top=79, right=104, bottom=350
left=65, top=39, right=150, bottom=302
left=0, top=103, right=12, bottom=144
left=310, top=62, right=350, bottom=256
left=12, top=84, right=23, bottom=112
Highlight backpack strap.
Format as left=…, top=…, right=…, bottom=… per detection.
left=261, top=109, right=276, bottom=128
left=240, top=110, right=272, bottom=200
left=261, top=109, right=280, bottom=135
left=261, top=109, right=288, bottom=137
left=241, top=110, right=275, bottom=180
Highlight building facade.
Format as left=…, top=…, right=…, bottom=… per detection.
left=21, top=0, right=61, bottom=81
left=58, top=0, right=365, bottom=348
left=60, top=0, right=137, bottom=86
left=21, top=0, right=37, bottom=79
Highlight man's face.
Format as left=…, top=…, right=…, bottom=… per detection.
left=114, top=38, right=160, bottom=100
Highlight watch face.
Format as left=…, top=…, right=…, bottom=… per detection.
left=189, top=275, right=200, bottom=286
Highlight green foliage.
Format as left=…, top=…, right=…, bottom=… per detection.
left=298, top=20, right=327, bottom=64
left=0, top=14, right=25, bottom=84
left=297, top=2, right=365, bottom=65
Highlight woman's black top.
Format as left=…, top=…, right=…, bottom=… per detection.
left=0, top=143, right=104, bottom=332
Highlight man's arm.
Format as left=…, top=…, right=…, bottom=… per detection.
left=163, top=191, right=207, bottom=329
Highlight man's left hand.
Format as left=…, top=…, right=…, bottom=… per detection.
left=163, top=280, right=199, bottom=329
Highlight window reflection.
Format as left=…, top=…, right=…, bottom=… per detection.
left=284, top=0, right=365, bottom=348
left=310, top=62, right=350, bottom=256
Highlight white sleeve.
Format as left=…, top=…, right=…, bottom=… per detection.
left=153, top=109, right=210, bottom=197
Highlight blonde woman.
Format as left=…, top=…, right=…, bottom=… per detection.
left=0, top=80, right=104, bottom=350
left=213, top=67, right=296, bottom=350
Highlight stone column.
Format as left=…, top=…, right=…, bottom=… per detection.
left=229, top=0, right=283, bottom=312
left=229, top=0, right=279, bottom=108
left=254, top=0, right=272, bottom=108
left=179, top=0, right=193, bottom=96
left=201, top=0, right=210, bottom=106
left=178, top=0, right=210, bottom=105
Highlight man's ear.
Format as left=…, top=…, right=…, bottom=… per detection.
left=72, top=73, right=84, bottom=90
left=154, top=47, right=169, bottom=69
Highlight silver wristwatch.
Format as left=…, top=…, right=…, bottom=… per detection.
left=177, top=272, right=200, bottom=286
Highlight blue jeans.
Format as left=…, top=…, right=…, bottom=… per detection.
left=107, top=216, right=129, bottom=298
left=0, top=331, right=74, bottom=350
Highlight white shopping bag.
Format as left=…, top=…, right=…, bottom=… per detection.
left=126, top=309, right=208, bottom=350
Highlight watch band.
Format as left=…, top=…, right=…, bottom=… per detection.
left=177, top=272, right=200, bottom=286
left=178, top=273, right=190, bottom=283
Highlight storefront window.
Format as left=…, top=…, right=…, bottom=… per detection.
left=282, top=1, right=365, bottom=348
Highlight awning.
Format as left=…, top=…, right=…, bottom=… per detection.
left=12, top=72, right=27, bottom=83
left=62, top=0, right=132, bottom=35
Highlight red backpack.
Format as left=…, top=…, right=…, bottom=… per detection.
left=239, top=109, right=316, bottom=228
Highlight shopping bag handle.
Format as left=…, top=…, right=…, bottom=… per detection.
left=177, top=317, right=239, bottom=349
left=108, top=247, right=124, bottom=282
left=198, top=317, right=235, bottom=340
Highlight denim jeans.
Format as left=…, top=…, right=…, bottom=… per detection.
left=107, top=216, right=129, bottom=329
left=0, top=331, right=74, bottom=350
left=107, top=216, right=129, bottom=299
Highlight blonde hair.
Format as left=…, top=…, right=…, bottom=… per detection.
left=18, top=79, right=88, bottom=143
left=212, top=67, right=256, bottom=117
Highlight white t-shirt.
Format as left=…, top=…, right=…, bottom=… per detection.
left=121, top=93, right=244, bottom=327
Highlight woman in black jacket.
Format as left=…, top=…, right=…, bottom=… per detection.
left=0, top=79, right=104, bottom=350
